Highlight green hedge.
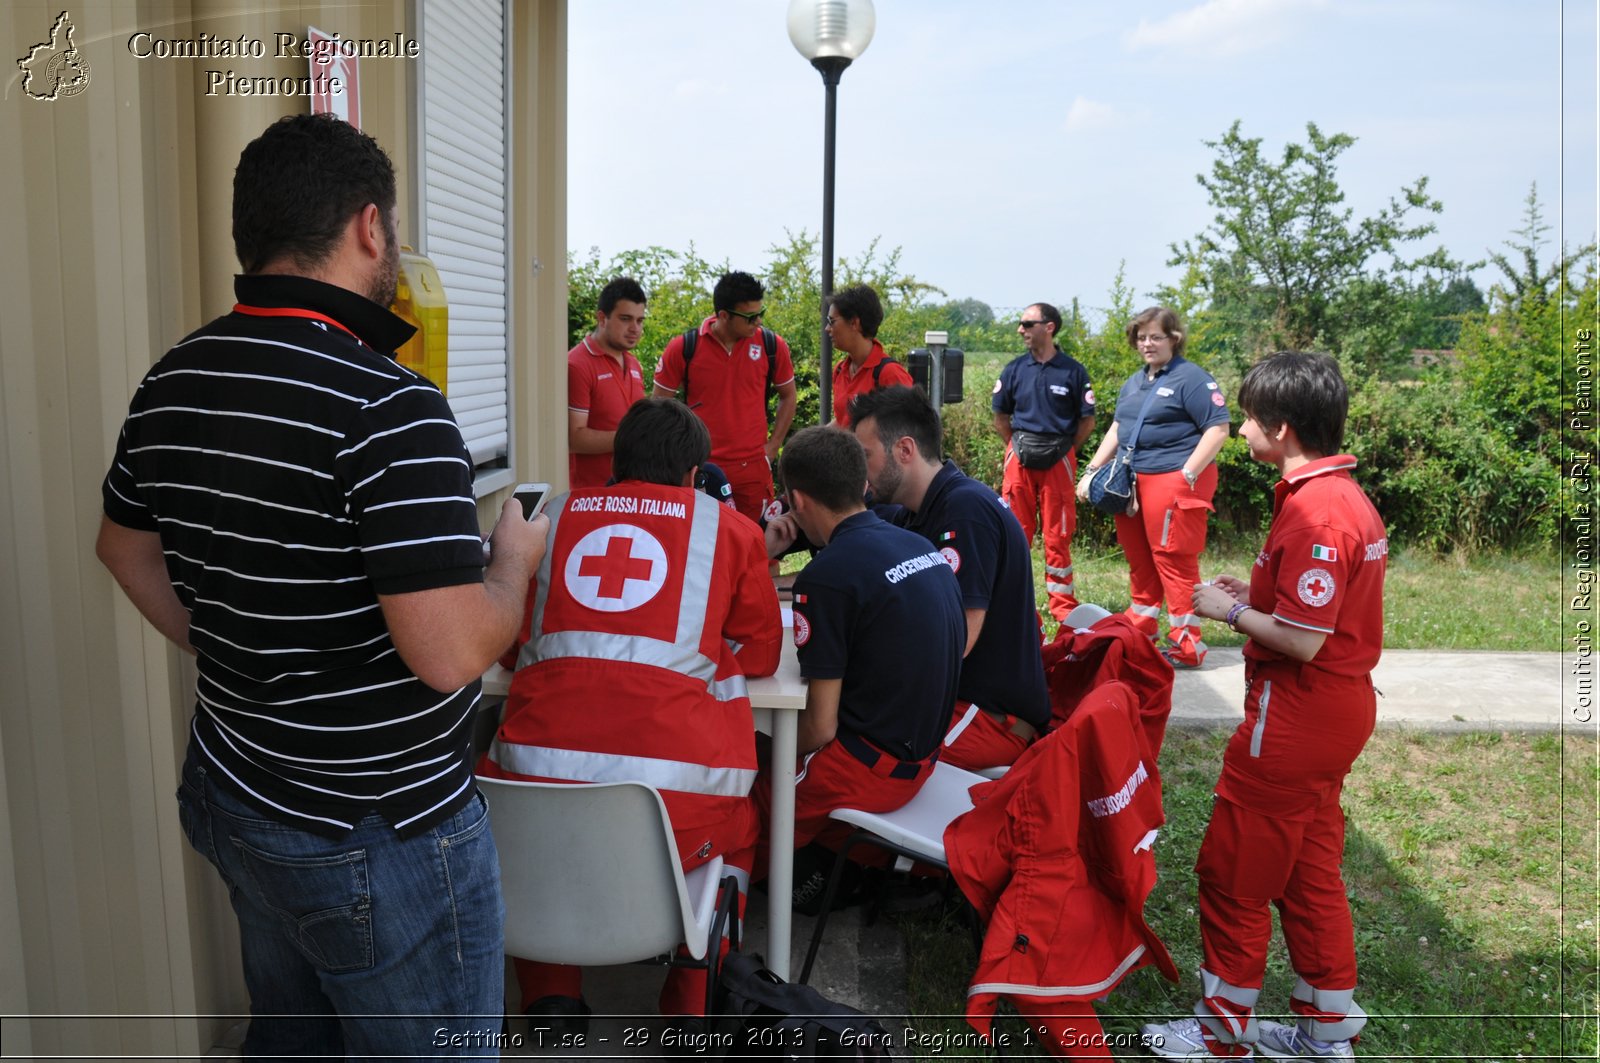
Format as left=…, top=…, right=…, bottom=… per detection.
left=938, top=364, right=1557, bottom=556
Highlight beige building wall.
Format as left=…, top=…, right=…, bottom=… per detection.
left=0, top=1, right=566, bottom=1056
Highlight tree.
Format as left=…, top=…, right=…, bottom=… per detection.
left=1458, top=200, right=1598, bottom=459
left=1400, top=272, right=1485, bottom=351
left=944, top=297, right=994, bottom=327
left=1171, top=121, right=1465, bottom=375
left=1486, top=183, right=1596, bottom=311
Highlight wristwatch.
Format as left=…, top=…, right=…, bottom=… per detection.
left=1182, top=467, right=1198, bottom=488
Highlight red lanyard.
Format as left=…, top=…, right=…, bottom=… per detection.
left=234, top=304, right=362, bottom=344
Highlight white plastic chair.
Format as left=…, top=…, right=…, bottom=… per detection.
left=477, top=777, right=739, bottom=1013
left=798, top=761, right=987, bottom=983
left=1063, top=602, right=1113, bottom=629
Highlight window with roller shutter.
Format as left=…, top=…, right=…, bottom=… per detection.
left=417, top=0, right=511, bottom=485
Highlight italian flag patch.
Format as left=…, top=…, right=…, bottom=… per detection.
left=1311, top=544, right=1338, bottom=562
left=940, top=530, right=957, bottom=543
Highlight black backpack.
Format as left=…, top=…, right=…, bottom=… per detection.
left=711, top=949, right=895, bottom=1059
left=681, top=326, right=779, bottom=402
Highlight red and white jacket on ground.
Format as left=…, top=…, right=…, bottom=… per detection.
left=480, top=482, right=781, bottom=836
left=945, top=681, right=1178, bottom=1038
left=1043, top=614, right=1175, bottom=769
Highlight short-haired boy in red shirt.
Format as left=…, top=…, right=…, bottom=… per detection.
left=1142, top=351, right=1388, bottom=1061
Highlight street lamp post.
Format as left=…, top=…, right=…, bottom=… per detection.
left=787, top=0, right=875, bottom=425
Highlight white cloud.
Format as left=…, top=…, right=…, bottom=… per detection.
left=1063, top=96, right=1122, bottom=132
left=1126, top=0, right=1328, bottom=57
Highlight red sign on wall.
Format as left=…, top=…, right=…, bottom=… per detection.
left=308, top=26, right=361, bottom=129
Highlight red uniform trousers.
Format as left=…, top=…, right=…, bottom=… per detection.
left=1002, top=450, right=1079, bottom=621
left=941, top=701, right=1032, bottom=772
left=751, top=736, right=935, bottom=874
left=1192, top=661, right=1375, bottom=1052
left=509, top=795, right=757, bottom=1016
left=1113, top=465, right=1216, bottom=666
left=722, top=456, right=775, bottom=526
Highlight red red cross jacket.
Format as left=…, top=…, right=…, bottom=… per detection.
left=480, top=482, right=781, bottom=834
left=944, top=681, right=1178, bottom=1037
left=1043, top=614, right=1175, bottom=774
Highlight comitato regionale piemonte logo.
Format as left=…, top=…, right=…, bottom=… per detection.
left=17, top=11, right=92, bottom=101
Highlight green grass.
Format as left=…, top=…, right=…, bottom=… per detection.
left=894, top=731, right=1599, bottom=1060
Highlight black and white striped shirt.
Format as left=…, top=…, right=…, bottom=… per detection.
left=103, top=274, right=488, bottom=838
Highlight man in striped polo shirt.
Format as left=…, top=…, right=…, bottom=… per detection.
left=96, top=114, right=547, bottom=1057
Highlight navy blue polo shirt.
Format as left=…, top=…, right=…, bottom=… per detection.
left=1113, top=355, right=1231, bottom=474
left=792, top=510, right=965, bottom=761
left=991, top=348, right=1096, bottom=437
left=882, top=462, right=1051, bottom=729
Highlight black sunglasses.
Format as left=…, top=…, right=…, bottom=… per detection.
left=1019, top=319, right=1044, bottom=329
left=727, top=307, right=766, bottom=323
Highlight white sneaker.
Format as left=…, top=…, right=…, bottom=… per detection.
left=1140, top=1017, right=1251, bottom=1059
left=1256, top=1021, right=1353, bottom=1059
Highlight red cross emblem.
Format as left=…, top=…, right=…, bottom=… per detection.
left=564, top=524, right=668, bottom=612
left=1297, top=567, right=1335, bottom=607
left=580, top=535, right=655, bottom=599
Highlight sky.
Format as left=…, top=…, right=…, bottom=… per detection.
left=567, top=0, right=1598, bottom=323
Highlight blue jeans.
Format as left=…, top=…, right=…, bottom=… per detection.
left=178, top=748, right=506, bottom=1060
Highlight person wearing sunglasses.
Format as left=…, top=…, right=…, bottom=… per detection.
left=652, top=271, right=798, bottom=525
left=992, top=302, right=1097, bottom=623
left=1077, top=306, right=1230, bottom=668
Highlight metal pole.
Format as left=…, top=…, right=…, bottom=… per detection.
left=814, top=57, right=849, bottom=425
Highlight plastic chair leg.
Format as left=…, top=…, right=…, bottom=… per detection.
left=798, top=833, right=870, bottom=984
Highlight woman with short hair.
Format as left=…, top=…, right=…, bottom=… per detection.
left=1077, top=306, right=1230, bottom=667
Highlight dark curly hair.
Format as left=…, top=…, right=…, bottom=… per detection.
left=232, top=114, right=397, bottom=274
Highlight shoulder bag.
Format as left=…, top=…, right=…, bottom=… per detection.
left=1087, top=382, right=1161, bottom=516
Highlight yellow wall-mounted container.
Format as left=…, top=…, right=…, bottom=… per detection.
left=391, top=250, right=450, bottom=395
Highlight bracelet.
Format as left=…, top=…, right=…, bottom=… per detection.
left=1224, top=603, right=1253, bottom=630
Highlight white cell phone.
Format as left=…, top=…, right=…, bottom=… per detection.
left=513, top=482, right=552, bottom=521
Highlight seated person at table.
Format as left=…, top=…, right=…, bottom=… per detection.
left=479, top=398, right=781, bottom=1024
left=753, top=426, right=965, bottom=880
left=848, top=386, right=1052, bottom=772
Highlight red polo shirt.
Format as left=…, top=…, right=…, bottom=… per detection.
left=831, top=341, right=914, bottom=426
left=653, top=317, right=794, bottom=466
left=1244, top=455, right=1388, bottom=678
left=567, top=337, right=645, bottom=488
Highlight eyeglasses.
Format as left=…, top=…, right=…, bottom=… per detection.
left=826, top=316, right=846, bottom=328
left=1135, top=333, right=1169, bottom=344
left=727, top=307, right=766, bottom=323
left=1018, top=320, right=1044, bottom=329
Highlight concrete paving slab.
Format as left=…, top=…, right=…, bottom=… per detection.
left=1171, top=647, right=1567, bottom=732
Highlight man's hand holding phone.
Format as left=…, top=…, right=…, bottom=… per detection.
left=485, top=483, right=550, bottom=578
